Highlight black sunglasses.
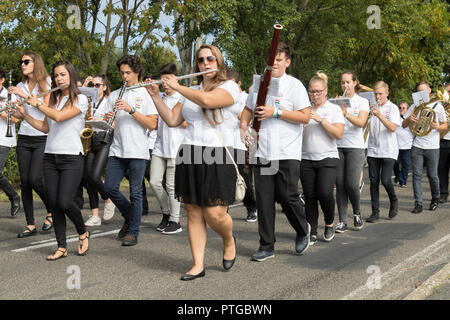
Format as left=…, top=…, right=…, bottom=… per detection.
left=19, top=59, right=32, bottom=66
left=197, top=56, right=217, bottom=64
left=93, top=83, right=104, bottom=88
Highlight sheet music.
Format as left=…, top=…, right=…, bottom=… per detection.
left=85, top=120, right=113, bottom=131
left=412, top=90, right=430, bottom=106
left=328, top=98, right=351, bottom=109
left=359, top=92, right=376, bottom=105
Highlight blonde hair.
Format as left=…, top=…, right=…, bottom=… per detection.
left=309, top=71, right=328, bottom=88
left=21, top=51, right=50, bottom=94
left=374, top=81, right=389, bottom=91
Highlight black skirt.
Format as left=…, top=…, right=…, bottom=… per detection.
left=175, top=144, right=237, bottom=207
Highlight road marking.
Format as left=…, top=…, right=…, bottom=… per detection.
left=341, top=233, right=450, bottom=300
left=404, top=262, right=450, bottom=300
left=11, top=229, right=120, bottom=253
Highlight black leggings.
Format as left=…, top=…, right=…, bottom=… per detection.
left=16, top=135, right=51, bottom=225
left=44, top=153, right=85, bottom=248
left=300, top=158, right=338, bottom=236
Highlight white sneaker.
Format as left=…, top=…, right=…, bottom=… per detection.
left=85, top=215, right=101, bottom=226
left=103, top=200, right=116, bottom=221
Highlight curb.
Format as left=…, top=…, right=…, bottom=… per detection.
left=403, top=261, right=450, bottom=300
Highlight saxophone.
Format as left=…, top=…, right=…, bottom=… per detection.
left=80, top=96, right=93, bottom=155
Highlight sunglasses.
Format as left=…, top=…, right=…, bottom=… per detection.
left=197, top=56, right=217, bottom=64
left=19, top=59, right=33, bottom=66
left=93, top=83, right=104, bottom=88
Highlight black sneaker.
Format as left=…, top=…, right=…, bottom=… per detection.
left=162, top=221, right=182, bottom=234
left=251, top=250, right=275, bottom=262
left=310, top=234, right=317, bottom=246
left=411, top=204, right=423, bottom=214
left=429, top=199, right=439, bottom=211
left=295, top=223, right=311, bottom=254
left=439, top=196, right=447, bottom=203
left=10, top=195, right=21, bottom=217
left=354, top=214, right=364, bottom=230
left=389, top=200, right=398, bottom=219
left=299, top=193, right=305, bottom=206
left=156, top=214, right=170, bottom=232
left=335, top=222, right=347, bottom=233
left=323, top=226, right=335, bottom=242
left=246, top=209, right=257, bottom=222
left=366, top=213, right=379, bottom=223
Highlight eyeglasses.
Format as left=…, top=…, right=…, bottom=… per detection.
left=93, top=83, right=104, bottom=88
left=197, top=56, right=217, bottom=64
left=308, top=89, right=325, bottom=95
left=19, top=59, right=33, bottom=66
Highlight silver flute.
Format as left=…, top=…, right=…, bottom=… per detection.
left=126, top=69, right=218, bottom=90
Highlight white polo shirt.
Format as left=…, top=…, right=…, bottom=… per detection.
left=107, top=87, right=158, bottom=160
left=180, top=80, right=241, bottom=148
left=246, top=73, right=311, bottom=161
left=302, top=101, right=345, bottom=161
left=17, top=80, right=50, bottom=136
left=336, top=94, right=370, bottom=149
left=396, top=115, right=413, bottom=150
left=367, top=100, right=401, bottom=160
left=152, top=92, right=185, bottom=159
left=45, top=94, right=88, bottom=155
left=405, top=102, right=447, bottom=149
left=0, top=87, right=17, bottom=147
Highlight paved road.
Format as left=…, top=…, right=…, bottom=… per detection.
left=0, top=169, right=448, bottom=301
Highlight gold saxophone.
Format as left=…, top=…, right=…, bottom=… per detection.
left=80, top=97, right=93, bottom=155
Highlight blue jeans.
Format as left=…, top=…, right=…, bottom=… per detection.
left=411, top=147, right=440, bottom=205
left=105, top=156, right=147, bottom=237
left=394, top=149, right=411, bottom=185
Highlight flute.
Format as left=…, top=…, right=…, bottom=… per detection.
left=125, top=69, right=218, bottom=90
left=5, top=70, right=13, bottom=137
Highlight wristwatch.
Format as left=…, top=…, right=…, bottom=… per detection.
left=36, top=102, right=42, bottom=109
left=129, top=106, right=136, bottom=115
left=277, top=108, right=283, bottom=118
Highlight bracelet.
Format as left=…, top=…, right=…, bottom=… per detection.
left=272, top=107, right=279, bottom=118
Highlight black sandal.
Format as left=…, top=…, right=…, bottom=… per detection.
left=77, top=231, right=90, bottom=256
left=46, top=248, right=68, bottom=261
left=17, top=226, right=37, bottom=238
left=42, top=215, right=53, bottom=232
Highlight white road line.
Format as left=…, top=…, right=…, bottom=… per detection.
left=341, top=233, right=450, bottom=300
left=11, top=229, right=120, bottom=253
left=28, top=230, right=104, bottom=245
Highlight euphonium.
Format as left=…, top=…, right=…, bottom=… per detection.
left=437, top=86, right=450, bottom=139
left=80, top=96, right=93, bottom=155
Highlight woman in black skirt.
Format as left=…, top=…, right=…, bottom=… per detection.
left=147, top=45, right=241, bottom=280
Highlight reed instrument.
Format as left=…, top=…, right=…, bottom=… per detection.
left=80, top=96, right=94, bottom=155
left=101, top=82, right=127, bottom=144
left=125, top=70, right=218, bottom=90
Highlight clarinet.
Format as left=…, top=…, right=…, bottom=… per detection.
left=5, top=70, right=13, bottom=137
left=101, top=81, right=127, bottom=144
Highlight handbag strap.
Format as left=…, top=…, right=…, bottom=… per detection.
left=210, top=124, right=240, bottom=176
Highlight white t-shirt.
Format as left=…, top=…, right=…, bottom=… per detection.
left=246, top=73, right=311, bottom=161
left=405, top=102, right=447, bottom=149
left=180, top=80, right=241, bottom=148
left=90, top=96, right=109, bottom=133
left=17, top=80, right=50, bottom=136
left=336, top=94, right=370, bottom=149
left=367, top=100, right=401, bottom=160
left=45, top=94, right=88, bottom=155
left=107, top=87, right=158, bottom=160
left=0, top=87, right=17, bottom=147
left=153, top=92, right=185, bottom=159
left=396, top=115, right=413, bottom=150
left=235, top=90, right=249, bottom=151
left=302, top=101, right=345, bottom=161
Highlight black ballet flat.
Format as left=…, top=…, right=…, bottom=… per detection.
left=180, top=270, right=205, bottom=281
left=42, top=215, right=53, bottom=232
left=17, top=226, right=37, bottom=238
left=223, top=235, right=236, bottom=271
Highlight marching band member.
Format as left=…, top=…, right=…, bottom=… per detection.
left=438, top=83, right=450, bottom=203
left=240, top=43, right=311, bottom=261
left=301, top=72, right=344, bottom=244
left=103, top=55, right=158, bottom=247
left=393, top=102, right=413, bottom=188
left=9, top=52, right=54, bottom=237
left=147, top=44, right=239, bottom=280
left=335, top=71, right=369, bottom=233
left=403, top=81, right=447, bottom=213
left=16, top=60, right=90, bottom=260
left=0, top=67, right=21, bottom=217
left=366, top=81, right=401, bottom=222
left=149, top=63, right=185, bottom=234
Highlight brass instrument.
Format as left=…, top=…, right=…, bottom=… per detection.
left=80, top=96, right=93, bottom=155
left=437, top=86, right=450, bottom=139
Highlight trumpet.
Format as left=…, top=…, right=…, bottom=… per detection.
left=125, top=69, right=218, bottom=90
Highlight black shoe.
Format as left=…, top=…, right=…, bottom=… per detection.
left=180, top=269, right=205, bottom=281
left=439, top=196, right=447, bottom=204
left=245, top=209, right=257, bottom=222
left=17, top=226, right=37, bottom=238
left=118, top=221, right=129, bottom=239
left=411, top=204, right=423, bottom=214
left=42, top=215, right=53, bottom=232
left=223, top=236, right=236, bottom=271
left=354, top=214, right=364, bottom=230
left=122, top=233, right=138, bottom=246
left=309, top=234, right=317, bottom=246
left=366, top=213, right=379, bottom=223
left=10, top=196, right=21, bottom=217
left=156, top=214, right=170, bottom=232
left=161, top=221, right=182, bottom=234
left=429, top=199, right=439, bottom=211
left=323, top=225, right=335, bottom=242
left=389, top=200, right=398, bottom=219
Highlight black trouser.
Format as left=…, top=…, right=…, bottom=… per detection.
left=44, top=153, right=86, bottom=248
left=438, top=139, right=450, bottom=199
left=16, top=135, right=51, bottom=225
left=254, top=159, right=309, bottom=252
left=0, top=146, right=18, bottom=200
left=300, top=158, right=338, bottom=236
left=367, top=157, right=398, bottom=213
left=236, top=149, right=256, bottom=212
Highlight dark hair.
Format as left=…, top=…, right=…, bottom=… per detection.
left=0, top=67, right=5, bottom=79
left=49, top=61, right=81, bottom=109
left=340, top=70, right=361, bottom=92
left=143, top=74, right=157, bottom=82
left=159, top=63, right=178, bottom=76
left=93, top=74, right=111, bottom=97
left=276, top=42, right=291, bottom=60
left=116, top=55, right=143, bottom=79
left=226, top=69, right=241, bottom=83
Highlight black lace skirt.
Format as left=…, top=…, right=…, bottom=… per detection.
left=175, top=144, right=237, bottom=207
